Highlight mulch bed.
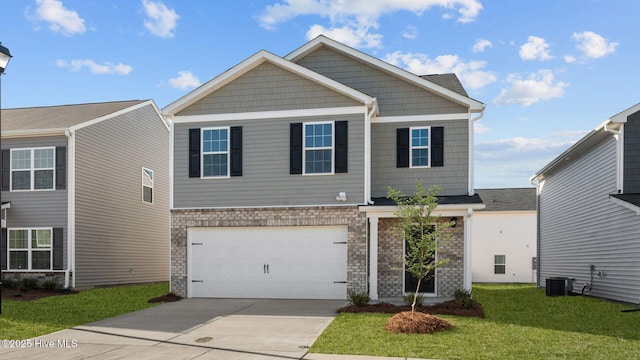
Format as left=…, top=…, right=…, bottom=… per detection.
left=148, top=293, right=183, bottom=303
left=339, top=299, right=485, bottom=318
left=1, top=288, right=78, bottom=301
left=385, top=311, right=454, bottom=334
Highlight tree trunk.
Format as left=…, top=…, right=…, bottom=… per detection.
left=412, top=277, right=423, bottom=315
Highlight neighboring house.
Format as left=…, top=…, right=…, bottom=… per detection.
left=532, top=103, right=640, bottom=304
left=1, top=100, right=170, bottom=289
left=162, top=36, right=485, bottom=300
left=472, top=188, right=537, bottom=283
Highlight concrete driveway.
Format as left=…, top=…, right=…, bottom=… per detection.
left=0, top=298, right=348, bottom=360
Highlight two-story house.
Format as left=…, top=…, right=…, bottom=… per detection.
left=532, top=103, right=640, bottom=304
left=1, top=100, right=170, bottom=289
left=163, top=36, right=485, bottom=300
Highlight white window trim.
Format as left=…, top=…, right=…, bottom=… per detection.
left=409, top=126, right=431, bottom=168
left=303, top=121, right=335, bottom=175
left=142, top=167, right=154, bottom=204
left=10, top=147, right=56, bottom=192
left=7, top=227, right=53, bottom=271
left=201, top=127, right=230, bottom=179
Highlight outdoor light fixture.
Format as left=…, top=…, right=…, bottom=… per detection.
left=0, top=42, right=11, bottom=74
left=0, top=41, right=11, bottom=315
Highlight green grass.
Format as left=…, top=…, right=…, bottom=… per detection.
left=311, top=284, right=640, bottom=360
left=0, top=282, right=169, bottom=339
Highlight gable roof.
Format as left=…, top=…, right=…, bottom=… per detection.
left=286, top=35, right=484, bottom=113
left=162, top=49, right=376, bottom=117
left=1, top=100, right=165, bottom=137
left=476, top=188, right=536, bottom=212
left=532, top=103, right=640, bottom=182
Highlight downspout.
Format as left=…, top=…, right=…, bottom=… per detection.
left=64, top=129, right=75, bottom=289
left=469, top=108, right=485, bottom=196
left=365, top=100, right=378, bottom=205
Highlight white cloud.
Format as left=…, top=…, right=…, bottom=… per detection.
left=472, top=38, right=492, bottom=53
left=385, top=51, right=497, bottom=90
left=493, top=70, right=568, bottom=106
left=56, top=59, right=132, bottom=75
left=474, top=120, right=491, bottom=134
left=402, top=25, right=418, bottom=40
left=564, top=54, right=576, bottom=63
left=168, top=71, right=201, bottom=90
left=572, top=31, right=618, bottom=59
left=258, top=0, right=482, bottom=49
left=142, top=0, right=180, bottom=38
left=30, top=0, right=86, bottom=36
left=519, top=36, right=553, bottom=61
left=306, top=23, right=383, bottom=49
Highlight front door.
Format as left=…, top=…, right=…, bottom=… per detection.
left=403, top=239, right=436, bottom=294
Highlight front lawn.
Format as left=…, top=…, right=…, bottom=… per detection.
left=311, top=284, right=640, bottom=359
left=0, top=283, right=169, bottom=339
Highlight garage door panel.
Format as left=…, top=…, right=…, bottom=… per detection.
left=189, top=226, right=348, bottom=299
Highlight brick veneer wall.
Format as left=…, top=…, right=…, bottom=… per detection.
left=170, top=206, right=367, bottom=297
left=377, top=216, right=464, bottom=297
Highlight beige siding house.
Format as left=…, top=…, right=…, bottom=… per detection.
left=164, top=36, right=485, bottom=300
left=1, top=100, right=170, bottom=289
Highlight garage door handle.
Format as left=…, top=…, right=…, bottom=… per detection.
left=192, top=242, right=203, bottom=245
left=333, top=241, right=347, bottom=244
left=333, top=281, right=347, bottom=284
left=192, top=280, right=204, bottom=283
left=264, top=264, right=270, bottom=274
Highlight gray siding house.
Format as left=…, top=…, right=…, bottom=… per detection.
left=532, top=103, right=640, bottom=304
left=1, top=100, right=170, bottom=289
left=163, top=36, right=485, bottom=300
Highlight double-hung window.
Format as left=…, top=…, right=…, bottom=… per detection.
left=8, top=228, right=53, bottom=270
left=410, top=127, right=430, bottom=168
left=142, top=168, right=154, bottom=203
left=304, top=122, right=333, bottom=174
left=202, top=127, right=229, bottom=178
left=494, top=255, right=506, bottom=274
left=11, top=147, right=55, bottom=191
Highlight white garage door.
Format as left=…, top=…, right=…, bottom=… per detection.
left=188, top=226, right=348, bottom=299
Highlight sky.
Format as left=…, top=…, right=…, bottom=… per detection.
left=1, top=0, right=637, bottom=189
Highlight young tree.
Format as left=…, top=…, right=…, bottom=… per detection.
left=388, top=180, right=453, bottom=314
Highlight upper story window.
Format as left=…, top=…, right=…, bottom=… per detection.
left=410, top=127, right=430, bottom=168
left=142, top=168, right=154, bottom=204
left=11, top=147, right=55, bottom=191
left=304, top=122, right=334, bottom=174
left=202, top=127, right=229, bottom=178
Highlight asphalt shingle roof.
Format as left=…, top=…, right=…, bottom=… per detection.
left=475, top=188, right=537, bottom=211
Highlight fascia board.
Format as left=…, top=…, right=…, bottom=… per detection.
left=162, top=50, right=375, bottom=117
left=1, top=129, right=66, bottom=138
left=609, top=102, right=640, bottom=123
left=286, top=35, right=485, bottom=111
left=69, top=100, right=157, bottom=132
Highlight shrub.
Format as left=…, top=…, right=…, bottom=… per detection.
left=42, top=279, right=58, bottom=291
left=454, top=288, right=479, bottom=309
left=402, top=292, right=424, bottom=306
left=19, top=277, right=39, bottom=291
left=347, top=291, right=370, bottom=306
left=1, top=278, right=17, bottom=289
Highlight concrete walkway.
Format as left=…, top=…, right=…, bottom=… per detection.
left=0, top=298, right=434, bottom=360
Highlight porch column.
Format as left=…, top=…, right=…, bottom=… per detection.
left=463, top=209, right=473, bottom=291
left=369, top=216, right=379, bottom=300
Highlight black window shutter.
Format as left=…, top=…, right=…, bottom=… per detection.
left=230, top=126, right=243, bottom=177
left=431, top=126, right=444, bottom=167
left=53, top=228, right=64, bottom=270
left=188, top=128, right=201, bottom=178
left=1, top=149, right=9, bottom=191
left=56, top=147, right=66, bottom=190
left=0, top=228, right=6, bottom=270
left=396, top=128, right=409, bottom=168
left=290, top=123, right=303, bottom=174
left=335, top=121, right=348, bottom=173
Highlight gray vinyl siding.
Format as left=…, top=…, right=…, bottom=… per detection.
left=1, top=136, right=68, bottom=269
left=371, top=120, right=469, bottom=197
left=173, top=113, right=365, bottom=208
left=294, top=46, right=468, bottom=117
left=74, top=104, right=169, bottom=288
left=177, top=62, right=361, bottom=116
left=624, top=110, right=640, bottom=193
left=538, top=136, right=640, bottom=303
